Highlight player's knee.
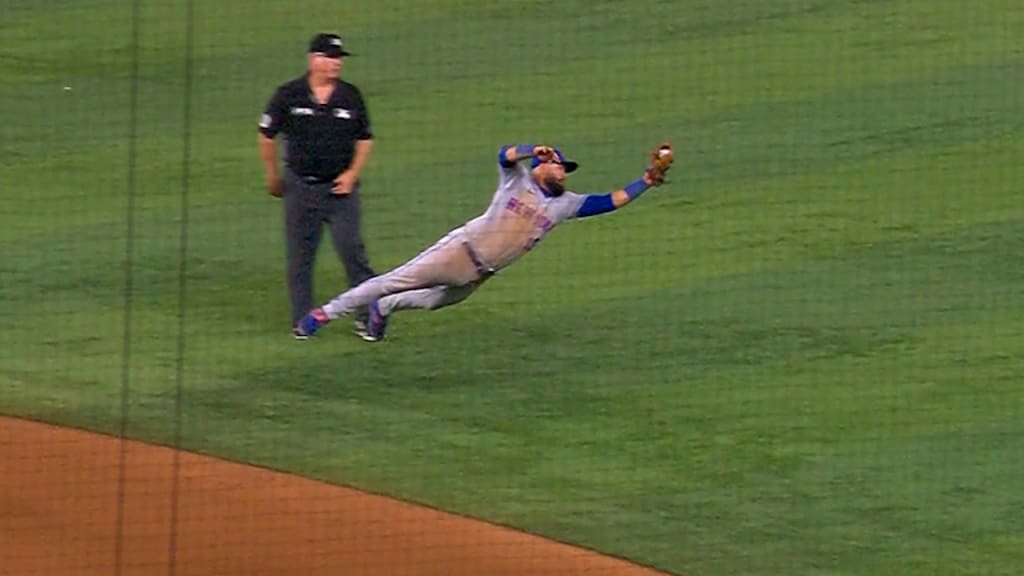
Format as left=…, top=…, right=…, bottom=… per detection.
left=377, top=276, right=420, bottom=298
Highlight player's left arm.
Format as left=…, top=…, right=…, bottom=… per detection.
left=573, top=171, right=662, bottom=218
left=574, top=143, right=673, bottom=218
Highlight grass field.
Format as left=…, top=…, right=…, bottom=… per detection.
left=2, top=1, right=1023, bottom=574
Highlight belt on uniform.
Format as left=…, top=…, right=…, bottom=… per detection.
left=461, top=241, right=496, bottom=277
left=299, top=175, right=333, bottom=185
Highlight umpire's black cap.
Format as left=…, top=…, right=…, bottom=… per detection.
left=309, top=33, right=352, bottom=57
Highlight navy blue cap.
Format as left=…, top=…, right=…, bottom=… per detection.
left=530, top=148, right=579, bottom=173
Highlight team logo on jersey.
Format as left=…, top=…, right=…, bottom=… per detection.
left=290, top=107, right=314, bottom=116
left=333, top=108, right=353, bottom=119
left=505, top=197, right=554, bottom=233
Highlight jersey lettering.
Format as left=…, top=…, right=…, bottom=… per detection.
left=460, top=161, right=585, bottom=270
left=505, top=196, right=554, bottom=233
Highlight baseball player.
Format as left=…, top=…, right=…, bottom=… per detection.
left=293, top=142, right=674, bottom=341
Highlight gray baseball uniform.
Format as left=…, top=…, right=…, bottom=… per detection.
left=320, top=159, right=586, bottom=319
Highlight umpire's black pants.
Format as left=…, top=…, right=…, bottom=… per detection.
left=283, top=169, right=375, bottom=328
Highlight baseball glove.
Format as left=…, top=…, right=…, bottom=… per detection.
left=645, top=141, right=674, bottom=185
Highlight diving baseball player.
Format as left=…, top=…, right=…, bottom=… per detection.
left=293, top=142, right=674, bottom=341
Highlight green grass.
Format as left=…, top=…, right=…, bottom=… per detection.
left=2, top=1, right=1023, bottom=575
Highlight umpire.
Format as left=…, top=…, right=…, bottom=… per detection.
left=258, top=32, right=377, bottom=340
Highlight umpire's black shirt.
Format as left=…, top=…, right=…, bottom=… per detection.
left=259, top=74, right=373, bottom=182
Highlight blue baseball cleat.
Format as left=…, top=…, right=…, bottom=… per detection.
left=362, top=300, right=388, bottom=342
left=293, top=308, right=329, bottom=340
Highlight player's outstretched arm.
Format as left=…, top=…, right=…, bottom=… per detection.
left=498, top=144, right=556, bottom=167
left=574, top=143, right=674, bottom=218
left=574, top=173, right=658, bottom=218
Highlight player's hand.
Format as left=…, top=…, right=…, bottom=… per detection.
left=267, top=175, right=283, bottom=198
left=532, top=146, right=556, bottom=162
left=644, top=142, right=674, bottom=186
left=332, top=170, right=357, bottom=195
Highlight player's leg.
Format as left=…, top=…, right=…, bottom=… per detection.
left=296, top=231, right=480, bottom=337
left=283, top=174, right=324, bottom=334
left=379, top=281, right=481, bottom=314
left=324, top=183, right=376, bottom=334
left=362, top=281, right=483, bottom=341
left=322, top=232, right=478, bottom=316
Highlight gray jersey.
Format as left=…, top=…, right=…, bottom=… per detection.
left=457, top=161, right=585, bottom=270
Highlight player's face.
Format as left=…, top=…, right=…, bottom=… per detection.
left=540, top=161, right=567, bottom=195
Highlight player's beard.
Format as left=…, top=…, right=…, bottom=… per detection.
left=543, top=178, right=565, bottom=196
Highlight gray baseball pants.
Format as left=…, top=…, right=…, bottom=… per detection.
left=320, top=229, right=490, bottom=319
left=283, top=169, right=375, bottom=327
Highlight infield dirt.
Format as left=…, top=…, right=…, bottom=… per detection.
left=0, top=416, right=670, bottom=576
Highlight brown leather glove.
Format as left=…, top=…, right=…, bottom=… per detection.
left=645, top=142, right=674, bottom=186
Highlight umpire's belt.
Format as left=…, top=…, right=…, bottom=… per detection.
left=461, top=241, right=496, bottom=277
left=299, top=175, right=333, bottom=185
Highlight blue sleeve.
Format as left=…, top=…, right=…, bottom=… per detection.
left=498, top=145, right=515, bottom=168
left=498, top=144, right=537, bottom=168
left=575, top=193, right=616, bottom=218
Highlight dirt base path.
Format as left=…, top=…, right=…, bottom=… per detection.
left=0, top=416, right=670, bottom=576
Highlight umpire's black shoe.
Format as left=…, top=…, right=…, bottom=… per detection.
left=353, top=319, right=369, bottom=340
